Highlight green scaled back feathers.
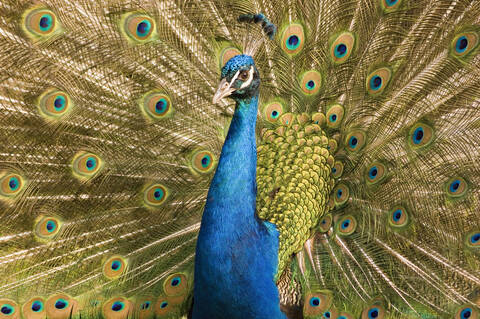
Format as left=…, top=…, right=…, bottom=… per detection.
left=0, top=0, right=480, bottom=318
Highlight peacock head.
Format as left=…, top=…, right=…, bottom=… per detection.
left=213, top=54, right=260, bottom=104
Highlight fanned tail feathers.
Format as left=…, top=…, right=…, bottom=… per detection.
left=0, top=0, right=479, bottom=318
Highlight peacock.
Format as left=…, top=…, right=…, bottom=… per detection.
left=0, top=0, right=479, bottom=318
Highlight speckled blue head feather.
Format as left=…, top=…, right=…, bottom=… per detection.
left=221, top=55, right=255, bottom=79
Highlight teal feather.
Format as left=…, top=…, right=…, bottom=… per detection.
left=0, top=0, right=479, bottom=318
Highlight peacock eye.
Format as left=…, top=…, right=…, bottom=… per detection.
left=239, top=70, right=249, bottom=80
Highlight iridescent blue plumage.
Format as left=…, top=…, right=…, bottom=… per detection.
left=193, top=55, right=286, bottom=319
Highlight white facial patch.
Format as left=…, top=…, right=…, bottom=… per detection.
left=228, top=69, right=241, bottom=87
left=239, top=66, right=254, bottom=89
left=227, top=66, right=254, bottom=90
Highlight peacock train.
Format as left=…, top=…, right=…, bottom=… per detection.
left=0, top=0, right=479, bottom=318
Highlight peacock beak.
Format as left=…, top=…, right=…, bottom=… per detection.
left=212, top=78, right=236, bottom=104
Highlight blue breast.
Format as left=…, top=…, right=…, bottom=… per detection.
left=193, top=95, right=287, bottom=319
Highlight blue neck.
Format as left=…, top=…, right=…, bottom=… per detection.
left=202, top=94, right=259, bottom=229
left=193, top=94, right=286, bottom=319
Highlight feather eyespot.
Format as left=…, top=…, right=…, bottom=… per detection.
left=190, top=150, right=216, bottom=174
left=0, top=302, right=16, bottom=316
left=137, top=21, right=151, bottom=37
left=287, top=35, right=299, bottom=49
left=349, top=136, right=358, bottom=148
left=39, top=14, right=53, bottom=32
left=0, top=173, right=25, bottom=199
left=335, top=44, right=347, bottom=57
left=103, top=256, right=127, bottom=279
left=154, top=98, right=168, bottom=114
left=35, top=216, right=62, bottom=240
left=170, top=277, right=181, bottom=287
left=330, top=32, right=355, bottom=63
left=306, top=80, right=316, bottom=91
left=136, top=298, right=154, bottom=319
left=154, top=297, right=174, bottom=316
left=72, top=152, right=103, bottom=181
left=141, top=92, right=174, bottom=120
left=451, top=31, right=479, bottom=58
left=111, top=302, right=124, bottom=312
left=318, top=214, right=332, bottom=232
left=163, top=273, right=188, bottom=296
left=333, top=184, right=349, bottom=206
left=381, top=0, right=402, bottom=11
left=345, top=130, right=366, bottom=152
left=446, top=177, right=467, bottom=198
left=470, top=233, right=480, bottom=245
left=413, top=127, right=424, bottom=143
left=466, top=231, right=480, bottom=249
left=280, top=24, right=305, bottom=56
left=361, top=305, right=385, bottom=319
left=23, top=7, right=61, bottom=40
left=23, top=297, right=45, bottom=319
left=455, top=306, right=478, bottom=319
left=408, top=123, right=434, bottom=149
left=309, top=297, right=320, bottom=307
left=366, top=67, right=392, bottom=96
left=385, top=0, right=399, bottom=5
left=263, top=102, right=284, bottom=123
left=31, top=301, right=43, bottom=312
left=103, top=298, right=130, bottom=319
left=300, top=70, right=322, bottom=95
left=388, top=206, right=409, bottom=229
left=460, top=308, right=472, bottom=319
left=368, top=308, right=380, bottom=318
left=53, top=300, right=67, bottom=310
left=326, top=104, right=344, bottom=128
left=144, top=184, right=169, bottom=208
left=38, top=89, right=73, bottom=120
left=45, top=294, right=77, bottom=319
left=337, top=215, right=357, bottom=236
left=332, top=162, right=343, bottom=178
left=366, top=162, right=387, bottom=185
left=303, top=291, right=333, bottom=315
left=122, top=13, right=156, bottom=43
